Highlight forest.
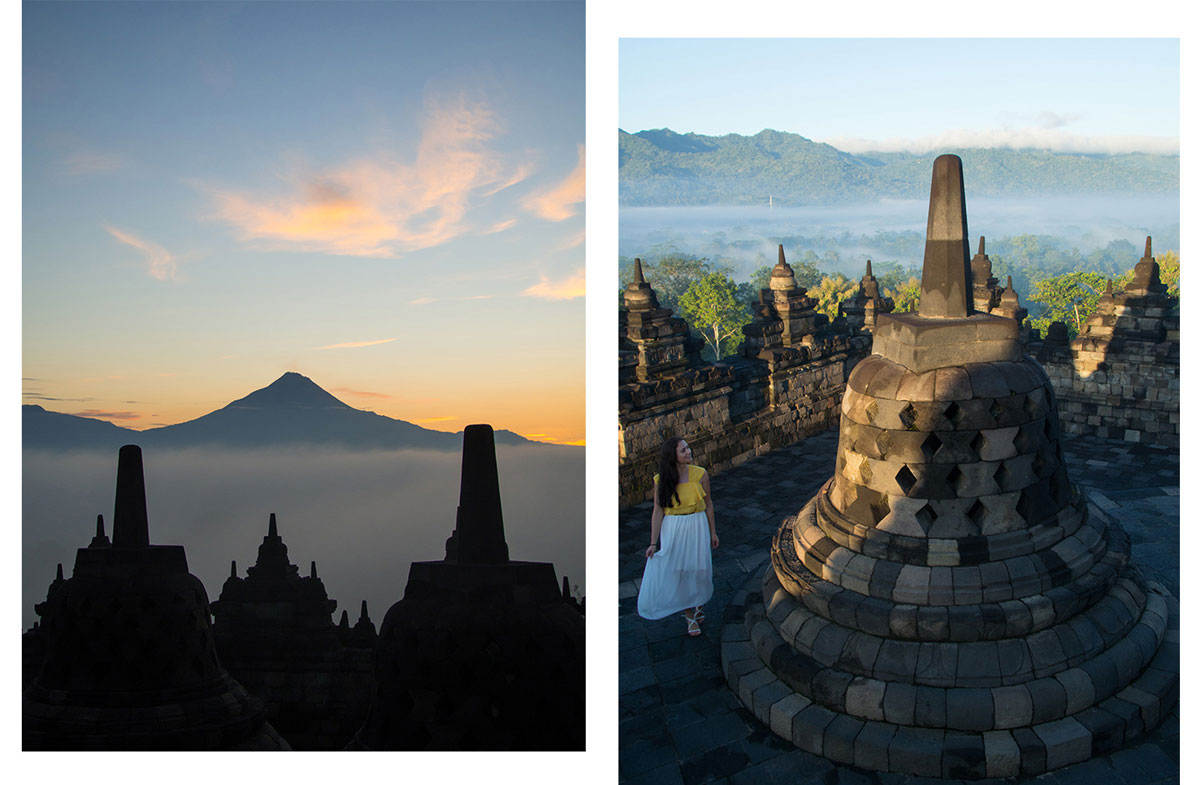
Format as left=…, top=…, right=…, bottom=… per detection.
left=619, top=234, right=1180, bottom=362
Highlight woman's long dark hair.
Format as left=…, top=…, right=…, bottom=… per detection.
left=656, top=436, right=685, bottom=509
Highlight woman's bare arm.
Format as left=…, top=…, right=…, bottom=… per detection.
left=646, top=482, right=665, bottom=559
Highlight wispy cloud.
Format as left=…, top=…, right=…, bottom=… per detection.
left=72, top=409, right=141, bottom=421
left=522, top=267, right=585, bottom=300
left=409, top=297, right=437, bottom=305
left=208, top=92, right=530, bottom=257
left=482, top=218, right=519, bottom=235
left=332, top=387, right=393, bottom=400
left=23, top=393, right=98, bottom=402
left=313, top=337, right=398, bottom=350
left=61, top=151, right=126, bottom=176
left=106, top=226, right=178, bottom=280
left=522, top=145, right=585, bottom=221
left=413, top=415, right=458, bottom=423
left=822, top=129, right=1179, bottom=156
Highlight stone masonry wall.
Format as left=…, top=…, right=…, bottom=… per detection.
left=618, top=343, right=864, bottom=507
left=1040, top=343, right=1179, bottom=448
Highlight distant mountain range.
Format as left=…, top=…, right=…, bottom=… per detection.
left=619, top=128, right=1180, bottom=206
left=23, top=372, right=549, bottom=451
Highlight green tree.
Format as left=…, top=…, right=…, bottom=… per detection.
left=1027, top=271, right=1108, bottom=338
left=885, top=276, right=922, bottom=313
left=1157, top=249, right=1180, bottom=297
left=678, top=273, right=750, bottom=361
left=810, top=273, right=858, bottom=320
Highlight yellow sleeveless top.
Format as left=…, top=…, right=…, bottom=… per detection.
left=654, top=465, right=708, bottom=515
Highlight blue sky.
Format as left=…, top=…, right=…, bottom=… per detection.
left=620, top=39, right=1180, bottom=154
left=23, top=1, right=586, bottom=443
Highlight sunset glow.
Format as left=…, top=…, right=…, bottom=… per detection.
left=24, top=1, right=585, bottom=444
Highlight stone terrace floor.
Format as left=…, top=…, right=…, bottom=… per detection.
left=618, top=430, right=1179, bottom=785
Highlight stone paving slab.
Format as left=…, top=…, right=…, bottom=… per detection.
left=618, top=429, right=1178, bottom=785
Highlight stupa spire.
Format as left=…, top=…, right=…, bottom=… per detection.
left=633, top=257, right=646, bottom=284
left=55, top=563, right=63, bottom=581
left=865, top=258, right=873, bottom=277
left=454, top=424, right=509, bottom=563
left=230, top=560, right=237, bottom=578
left=358, top=600, right=369, bottom=623
left=90, top=514, right=110, bottom=548
left=112, top=445, right=150, bottom=547
left=310, top=561, right=317, bottom=578
left=777, top=244, right=786, bottom=267
left=268, top=512, right=278, bottom=538
left=1145, top=235, right=1153, bottom=259
left=918, top=154, right=972, bottom=318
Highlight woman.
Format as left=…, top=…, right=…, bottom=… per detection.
left=637, top=436, right=720, bottom=636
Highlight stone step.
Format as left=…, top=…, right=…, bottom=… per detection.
left=722, top=565, right=1179, bottom=779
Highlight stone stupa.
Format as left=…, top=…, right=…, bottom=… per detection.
left=350, top=424, right=585, bottom=750
left=23, top=445, right=286, bottom=750
left=722, top=155, right=1178, bottom=779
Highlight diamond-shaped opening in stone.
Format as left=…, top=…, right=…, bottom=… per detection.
left=989, top=399, right=1006, bottom=423
left=875, top=429, right=894, bottom=458
left=865, top=400, right=880, bottom=424
left=946, top=465, right=965, bottom=494
left=859, top=456, right=873, bottom=484
left=895, top=464, right=917, bottom=494
left=993, top=462, right=1012, bottom=491
left=898, top=402, right=918, bottom=431
left=914, top=502, right=937, bottom=530
left=921, top=431, right=944, bottom=462
left=971, top=431, right=988, bottom=459
left=1032, top=451, right=1047, bottom=478
left=868, top=496, right=891, bottom=525
left=967, top=499, right=987, bottom=527
left=1015, top=488, right=1035, bottom=523
left=1014, top=425, right=1038, bottom=453
left=1023, top=392, right=1041, bottom=419
left=943, top=401, right=964, bottom=428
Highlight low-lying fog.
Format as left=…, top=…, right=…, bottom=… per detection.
left=620, top=194, right=1180, bottom=280
left=23, top=445, right=585, bottom=630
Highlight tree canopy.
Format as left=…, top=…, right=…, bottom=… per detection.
left=677, top=273, right=750, bottom=361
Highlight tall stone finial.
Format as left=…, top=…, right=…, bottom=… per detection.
left=338, top=610, right=350, bottom=630
left=310, top=561, right=317, bottom=578
left=112, top=445, right=150, bottom=548
left=454, top=424, right=509, bottom=564
left=1006, top=275, right=1013, bottom=289
left=89, top=514, right=110, bottom=548
left=978, top=236, right=986, bottom=256
left=55, top=563, right=64, bottom=581
left=268, top=512, right=278, bottom=538
left=562, top=575, right=571, bottom=601
left=1144, top=236, right=1153, bottom=260
left=778, top=244, right=786, bottom=267
left=865, top=258, right=873, bottom=278
left=624, top=258, right=660, bottom=310
left=918, top=155, right=972, bottom=318
left=230, top=560, right=237, bottom=578
left=358, top=600, right=369, bottom=623
left=1105, top=279, right=1113, bottom=295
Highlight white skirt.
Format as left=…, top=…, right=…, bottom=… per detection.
left=637, top=511, right=714, bottom=620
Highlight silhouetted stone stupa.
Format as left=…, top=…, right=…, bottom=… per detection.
left=351, top=424, right=585, bottom=750
left=23, top=445, right=286, bottom=750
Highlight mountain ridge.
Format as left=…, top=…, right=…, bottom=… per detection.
left=23, top=373, right=561, bottom=451
left=619, top=128, right=1180, bottom=206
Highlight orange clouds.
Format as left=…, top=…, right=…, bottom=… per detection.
left=105, top=226, right=177, bottom=280
left=210, top=93, right=531, bottom=257
left=522, top=268, right=585, bottom=300
left=72, top=409, right=142, bottom=421
left=522, top=144, right=585, bottom=221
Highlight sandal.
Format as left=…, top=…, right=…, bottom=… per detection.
left=695, top=606, right=705, bottom=624
left=684, top=614, right=701, bottom=637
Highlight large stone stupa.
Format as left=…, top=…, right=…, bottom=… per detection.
left=350, top=424, right=585, bottom=750
left=23, top=445, right=286, bottom=750
left=722, top=156, right=1179, bottom=779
